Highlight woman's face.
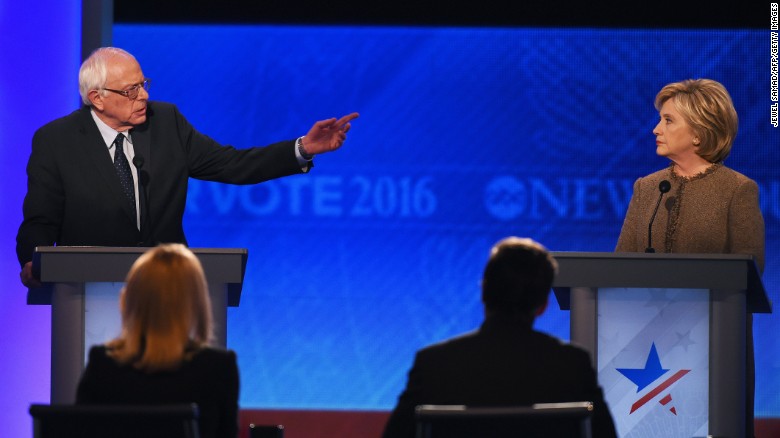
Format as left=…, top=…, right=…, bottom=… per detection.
left=653, top=98, right=699, bottom=163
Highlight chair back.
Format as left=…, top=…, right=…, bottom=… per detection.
left=249, top=423, right=285, bottom=438
left=29, top=403, right=200, bottom=438
left=415, top=401, right=593, bottom=438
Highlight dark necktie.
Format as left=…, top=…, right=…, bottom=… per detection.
left=113, top=133, right=137, bottom=220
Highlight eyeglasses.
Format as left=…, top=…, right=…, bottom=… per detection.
left=102, top=79, right=151, bottom=100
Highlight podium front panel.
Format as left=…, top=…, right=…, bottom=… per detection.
left=84, top=282, right=124, bottom=363
left=33, top=247, right=246, bottom=404
left=597, top=288, right=710, bottom=437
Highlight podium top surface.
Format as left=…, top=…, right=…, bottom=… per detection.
left=550, top=252, right=770, bottom=313
left=29, top=246, right=248, bottom=306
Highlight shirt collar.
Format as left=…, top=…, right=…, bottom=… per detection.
left=90, top=109, right=134, bottom=149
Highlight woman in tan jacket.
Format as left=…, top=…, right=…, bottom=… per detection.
left=616, top=78, right=764, bottom=437
left=616, top=79, right=764, bottom=269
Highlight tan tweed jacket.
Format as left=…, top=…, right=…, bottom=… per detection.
left=615, top=164, right=765, bottom=272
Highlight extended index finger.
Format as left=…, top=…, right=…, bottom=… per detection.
left=335, top=112, right=359, bottom=127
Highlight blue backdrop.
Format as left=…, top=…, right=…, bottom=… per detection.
left=3, top=8, right=775, bottom=437
left=0, top=2, right=82, bottom=437
left=112, top=25, right=780, bottom=416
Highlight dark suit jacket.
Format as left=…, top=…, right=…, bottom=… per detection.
left=382, top=315, right=617, bottom=438
left=16, top=102, right=304, bottom=265
left=76, top=345, right=239, bottom=438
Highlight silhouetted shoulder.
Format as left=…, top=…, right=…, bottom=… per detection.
left=190, top=347, right=237, bottom=364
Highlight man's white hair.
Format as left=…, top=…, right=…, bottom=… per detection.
left=78, top=47, right=137, bottom=106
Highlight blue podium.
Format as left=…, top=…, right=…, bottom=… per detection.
left=29, top=246, right=248, bottom=403
left=552, top=252, right=770, bottom=438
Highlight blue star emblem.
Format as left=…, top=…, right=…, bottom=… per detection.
left=616, top=343, right=669, bottom=392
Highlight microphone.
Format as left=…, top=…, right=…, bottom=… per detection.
left=645, top=180, right=671, bottom=253
left=132, top=154, right=151, bottom=245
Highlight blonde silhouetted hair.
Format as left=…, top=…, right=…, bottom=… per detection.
left=107, top=244, right=213, bottom=372
left=654, top=79, right=738, bottom=163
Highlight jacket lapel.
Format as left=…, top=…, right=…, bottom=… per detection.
left=130, top=118, right=152, bottom=241
left=77, top=107, right=138, bottom=224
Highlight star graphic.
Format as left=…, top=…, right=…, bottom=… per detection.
left=616, top=343, right=669, bottom=392
left=643, top=289, right=670, bottom=313
left=674, top=331, right=695, bottom=353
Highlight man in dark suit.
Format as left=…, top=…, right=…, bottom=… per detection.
left=381, top=237, right=617, bottom=438
left=16, top=47, right=358, bottom=287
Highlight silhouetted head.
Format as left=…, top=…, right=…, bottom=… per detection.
left=481, top=237, right=558, bottom=324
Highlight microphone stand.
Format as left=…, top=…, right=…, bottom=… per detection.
left=646, top=180, right=671, bottom=253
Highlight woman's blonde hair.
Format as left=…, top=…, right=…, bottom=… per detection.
left=654, top=79, right=738, bottom=163
left=107, top=244, right=213, bottom=372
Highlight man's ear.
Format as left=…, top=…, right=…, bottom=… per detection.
left=88, top=90, right=104, bottom=110
left=534, top=294, right=549, bottom=318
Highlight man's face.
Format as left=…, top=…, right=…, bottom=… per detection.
left=91, top=55, right=148, bottom=131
